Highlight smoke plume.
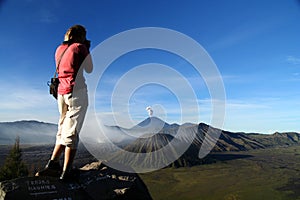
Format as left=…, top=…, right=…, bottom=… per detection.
left=146, top=106, right=153, bottom=117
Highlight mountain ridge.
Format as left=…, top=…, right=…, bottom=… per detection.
left=102, top=119, right=300, bottom=169
left=0, top=119, right=299, bottom=148
left=0, top=120, right=57, bottom=144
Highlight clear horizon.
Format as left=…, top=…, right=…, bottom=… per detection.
left=1, top=117, right=298, bottom=135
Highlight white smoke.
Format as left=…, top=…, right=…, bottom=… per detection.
left=146, top=106, right=153, bottom=117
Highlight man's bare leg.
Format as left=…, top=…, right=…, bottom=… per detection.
left=43, top=144, right=65, bottom=171
left=50, top=144, right=65, bottom=161
left=60, top=147, right=77, bottom=180
left=62, top=147, right=77, bottom=170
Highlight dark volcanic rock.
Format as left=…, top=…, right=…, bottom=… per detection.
left=0, top=176, right=88, bottom=200
left=0, top=161, right=152, bottom=200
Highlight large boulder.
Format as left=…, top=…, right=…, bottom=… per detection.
left=0, top=161, right=152, bottom=200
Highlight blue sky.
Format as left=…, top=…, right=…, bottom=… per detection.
left=1, top=0, right=300, bottom=133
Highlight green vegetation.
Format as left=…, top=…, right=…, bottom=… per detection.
left=0, top=137, right=28, bottom=181
left=140, top=146, right=300, bottom=200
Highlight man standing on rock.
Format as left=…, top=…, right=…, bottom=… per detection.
left=44, top=25, right=93, bottom=180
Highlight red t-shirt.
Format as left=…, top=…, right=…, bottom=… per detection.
left=55, top=43, right=89, bottom=95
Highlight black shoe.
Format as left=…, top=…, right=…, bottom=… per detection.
left=36, top=160, right=61, bottom=177
left=45, top=160, right=61, bottom=170
left=59, top=168, right=80, bottom=181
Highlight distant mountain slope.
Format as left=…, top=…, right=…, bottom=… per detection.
left=131, top=117, right=173, bottom=135
left=2, top=118, right=300, bottom=159
left=167, top=122, right=300, bottom=152
left=198, top=123, right=266, bottom=152
left=168, top=123, right=265, bottom=152
left=124, top=133, right=175, bottom=153
left=135, top=117, right=170, bottom=128
left=0, top=120, right=57, bottom=144
left=110, top=133, right=204, bottom=170
left=108, top=120, right=300, bottom=169
left=109, top=133, right=177, bottom=170
left=247, top=132, right=300, bottom=147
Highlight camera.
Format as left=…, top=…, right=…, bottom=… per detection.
left=84, top=39, right=91, bottom=49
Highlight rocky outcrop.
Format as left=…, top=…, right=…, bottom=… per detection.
left=0, top=161, right=152, bottom=200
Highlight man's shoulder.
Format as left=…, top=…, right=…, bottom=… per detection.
left=69, top=42, right=86, bottom=49
left=68, top=43, right=87, bottom=54
left=55, top=44, right=68, bottom=58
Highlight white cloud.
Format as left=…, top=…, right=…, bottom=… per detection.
left=0, top=81, right=58, bottom=123
left=287, top=56, right=300, bottom=65
left=223, top=97, right=300, bottom=133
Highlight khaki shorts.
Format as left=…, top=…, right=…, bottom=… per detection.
left=56, top=88, right=88, bottom=149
